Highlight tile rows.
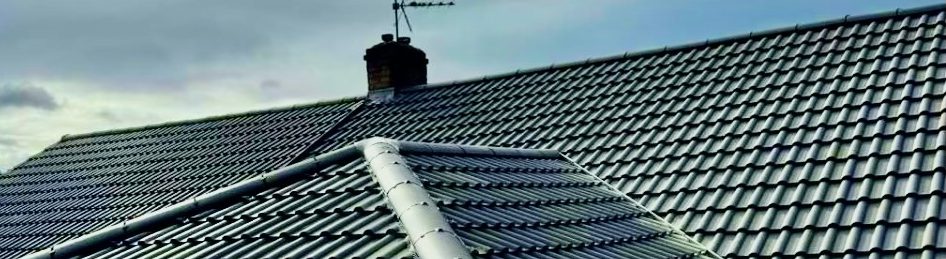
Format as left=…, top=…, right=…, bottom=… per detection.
left=402, top=152, right=713, bottom=258
left=304, top=8, right=946, bottom=258
left=87, top=157, right=413, bottom=259
left=0, top=101, right=359, bottom=257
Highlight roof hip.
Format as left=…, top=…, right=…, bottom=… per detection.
left=360, top=139, right=470, bottom=259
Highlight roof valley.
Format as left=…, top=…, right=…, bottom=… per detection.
left=285, top=99, right=367, bottom=164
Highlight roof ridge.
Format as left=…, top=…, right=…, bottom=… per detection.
left=400, top=3, right=946, bottom=94
left=60, top=96, right=365, bottom=142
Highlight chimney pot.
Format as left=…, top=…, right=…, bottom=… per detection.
left=397, top=37, right=411, bottom=44
left=381, top=34, right=394, bottom=42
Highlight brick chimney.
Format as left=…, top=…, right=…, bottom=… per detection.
left=364, top=34, right=428, bottom=102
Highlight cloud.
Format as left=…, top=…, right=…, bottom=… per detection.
left=95, top=109, right=159, bottom=123
left=0, top=83, right=59, bottom=110
left=0, top=136, right=25, bottom=171
left=0, top=0, right=383, bottom=90
left=0, top=137, right=17, bottom=147
left=0, top=0, right=626, bottom=94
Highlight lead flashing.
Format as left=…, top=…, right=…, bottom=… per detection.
left=367, top=88, right=396, bottom=104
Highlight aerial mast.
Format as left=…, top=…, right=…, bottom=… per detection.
left=392, top=1, right=455, bottom=38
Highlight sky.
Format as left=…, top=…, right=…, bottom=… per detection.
left=0, top=0, right=941, bottom=171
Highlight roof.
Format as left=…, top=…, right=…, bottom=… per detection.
left=303, top=5, right=946, bottom=258
left=3, top=3, right=946, bottom=258
left=26, top=138, right=716, bottom=258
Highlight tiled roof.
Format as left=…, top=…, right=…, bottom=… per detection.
left=0, top=99, right=361, bottom=258
left=303, top=4, right=946, bottom=258
left=4, top=3, right=946, bottom=259
left=65, top=138, right=714, bottom=258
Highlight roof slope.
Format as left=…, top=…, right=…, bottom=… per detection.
left=396, top=142, right=714, bottom=258
left=59, top=138, right=715, bottom=258
left=79, top=142, right=410, bottom=259
left=0, top=99, right=361, bottom=258
left=303, top=5, right=946, bottom=258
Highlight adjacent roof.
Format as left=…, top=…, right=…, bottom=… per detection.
left=29, top=138, right=716, bottom=258
left=3, top=3, right=946, bottom=258
left=0, top=99, right=361, bottom=258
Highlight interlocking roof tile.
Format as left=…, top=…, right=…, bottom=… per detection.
left=0, top=99, right=362, bottom=258
left=399, top=149, right=713, bottom=258
left=61, top=138, right=715, bottom=259
left=4, top=3, right=946, bottom=258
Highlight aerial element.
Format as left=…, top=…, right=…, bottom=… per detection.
left=392, top=1, right=455, bottom=38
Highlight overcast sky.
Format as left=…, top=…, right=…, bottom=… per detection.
left=0, top=0, right=940, bottom=170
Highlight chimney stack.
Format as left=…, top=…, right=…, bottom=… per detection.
left=364, top=34, right=428, bottom=102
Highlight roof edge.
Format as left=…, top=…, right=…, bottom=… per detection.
left=399, top=3, right=946, bottom=94
left=60, top=96, right=365, bottom=142
left=21, top=143, right=363, bottom=259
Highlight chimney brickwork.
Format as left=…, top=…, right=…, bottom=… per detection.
left=364, top=34, right=428, bottom=97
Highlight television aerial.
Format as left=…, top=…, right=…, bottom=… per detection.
left=392, top=1, right=455, bottom=38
